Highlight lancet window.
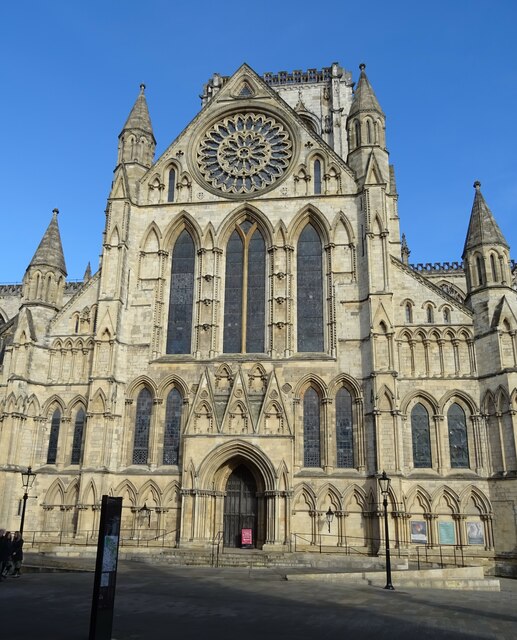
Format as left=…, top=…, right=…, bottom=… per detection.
left=336, top=387, right=354, bottom=467
left=448, top=403, right=470, bottom=468
left=71, top=408, right=86, bottom=465
left=303, top=387, right=321, bottom=467
left=166, top=230, right=195, bottom=354
left=297, top=223, right=324, bottom=352
left=132, top=388, right=153, bottom=464
left=163, top=388, right=182, bottom=465
left=223, top=220, right=266, bottom=353
left=167, top=168, right=176, bottom=202
left=411, top=403, right=432, bottom=468
left=314, top=159, right=322, bottom=195
left=47, top=408, right=61, bottom=464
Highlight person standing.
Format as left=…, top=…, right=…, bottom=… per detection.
left=0, top=530, right=8, bottom=580
left=11, top=532, right=23, bottom=577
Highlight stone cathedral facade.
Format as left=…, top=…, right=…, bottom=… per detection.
left=1, top=63, right=516, bottom=569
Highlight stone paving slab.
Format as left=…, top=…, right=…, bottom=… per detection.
left=0, top=561, right=516, bottom=639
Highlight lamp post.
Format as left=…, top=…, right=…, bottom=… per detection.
left=325, top=506, right=334, bottom=533
left=20, top=466, right=36, bottom=537
left=378, top=471, right=394, bottom=590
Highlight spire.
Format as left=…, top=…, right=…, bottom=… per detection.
left=117, top=84, right=156, bottom=168
left=462, top=181, right=509, bottom=258
left=83, top=262, right=92, bottom=282
left=349, top=63, right=384, bottom=117
left=401, top=233, right=411, bottom=265
left=120, top=83, right=155, bottom=141
left=28, top=209, right=67, bottom=276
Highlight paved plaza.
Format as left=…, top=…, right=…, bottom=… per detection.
left=0, top=561, right=516, bottom=639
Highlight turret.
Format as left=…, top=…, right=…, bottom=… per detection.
left=462, top=181, right=511, bottom=296
left=117, top=84, right=156, bottom=170
left=22, top=208, right=67, bottom=309
left=346, top=64, right=388, bottom=180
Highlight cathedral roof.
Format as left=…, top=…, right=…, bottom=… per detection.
left=120, top=84, right=155, bottom=141
left=348, top=64, right=384, bottom=117
left=462, top=181, right=509, bottom=257
left=28, top=209, right=67, bottom=276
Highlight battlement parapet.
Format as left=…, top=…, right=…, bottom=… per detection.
left=0, top=284, right=22, bottom=295
left=263, top=64, right=352, bottom=86
left=410, top=261, right=464, bottom=274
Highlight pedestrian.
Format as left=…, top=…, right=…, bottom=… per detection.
left=1, top=530, right=14, bottom=578
left=0, top=529, right=8, bottom=580
left=11, top=531, right=24, bottom=577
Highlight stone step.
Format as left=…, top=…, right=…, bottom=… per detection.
left=286, top=565, right=500, bottom=591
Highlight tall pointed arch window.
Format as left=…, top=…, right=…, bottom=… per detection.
left=71, top=408, right=86, bottom=465
left=448, top=403, right=469, bottom=468
left=132, top=388, right=153, bottom=464
left=411, top=403, right=432, bottom=468
left=166, top=229, right=195, bottom=354
left=303, top=387, right=321, bottom=467
left=47, top=408, right=61, bottom=464
left=336, top=387, right=354, bottom=468
left=163, top=388, right=182, bottom=465
left=223, top=220, right=266, bottom=353
left=297, top=223, right=324, bottom=352
left=476, top=255, right=485, bottom=286
left=313, top=159, right=322, bottom=195
left=167, top=168, right=176, bottom=202
left=490, top=253, right=498, bottom=282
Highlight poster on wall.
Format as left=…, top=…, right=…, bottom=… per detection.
left=438, top=521, right=455, bottom=545
left=410, top=520, right=427, bottom=544
left=467, top=521, right=484, bottom=545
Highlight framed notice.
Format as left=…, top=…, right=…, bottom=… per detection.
left=410, top=520, right=427, bottom=544
left=438, top=521, right=455, bottom=545
left=241, top=528, right=253, bottom=548
left=467, top=521, right=484, bottom=545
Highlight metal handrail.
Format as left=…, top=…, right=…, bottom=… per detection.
left=211, top=530, right=224, bottom=567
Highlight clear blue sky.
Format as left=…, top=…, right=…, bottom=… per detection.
left=1, top=1, right=516, bottom=282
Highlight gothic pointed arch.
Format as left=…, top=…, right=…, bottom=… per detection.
left=140, top=222, right=161, bottom=253
left=113, top=479, right=137, bottom=506
left=197, top=439, right=277, bottom=492
left=316, top=483, right=342, bottom=511
left=126, top=375, right=158, bottom=400
left=221, top=211, right=268, bottom=354
left=138, top=479, right=162, bottom=507
left=162, top=210, right=203, bottom=250
left=342, top=484, right=368, bottom=511
left=292, top=482, right=317, bottom=511
left=216, top=203, right=274, bottom=247
left=132, top=385, right=154, bottom=465
left=459, top=485, right=492, bottom=514
left=405, top=485, right=432, bottom=513
left=82, top=479, right=98, bottom=506
left=166, top=226, right=196, bottom=354
left=288, top=204, right=331, bottom=246
left=431, top=485, right=460, bottom=514
left=44, top=479, right=65, bottom=506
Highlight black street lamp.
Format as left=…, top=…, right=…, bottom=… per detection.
left=325, top=506, right=334, bottom=533
left=378, top=471, right=395, bottom=590
left=20, top=466, right=36, bottom=537
left=139, top=503, right=151, bottom=528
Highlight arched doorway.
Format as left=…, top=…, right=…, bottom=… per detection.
left=223, top=465, right=258, bottom=548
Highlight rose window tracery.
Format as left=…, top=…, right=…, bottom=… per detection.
left=197, top=112, right=292, bottom=195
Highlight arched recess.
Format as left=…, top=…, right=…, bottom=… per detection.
left=43, top=479, right=65, bottom=533
left=331, top=212, right=355, bottom=283
left=139, top=223, right=161, bottom=280
left=184, top=440, right=278, bottom=549
left=292, top=482, right=317, bottom=543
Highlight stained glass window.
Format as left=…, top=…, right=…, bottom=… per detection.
left=448, top=403, right=469, bottom=468
left=314, top=159, right=322, bottom=195
left=336, top=388, right=354, bottom=468
left=71, top=408, right=86, bottom=465
left=411, top=403, right=432, bottom=468
left=297, top=224, right=324, bottom=352
left=133, top=388, right=152, bottom=464
left=163, top=388, right=182, bottom=465
left=167, top=168, right=175, bottom=202
left=166, top=230, right=195, bottom=354
left=47, top=409, right=61, bottom=464
left=223, top=221, right=265, bottom=353
left=303, top=387, right=321, bottom=467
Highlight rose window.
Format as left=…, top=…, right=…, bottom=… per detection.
left=197, top=112, right=292, bottom=195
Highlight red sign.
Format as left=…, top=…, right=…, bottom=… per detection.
left=241, top=528, right=253, bottom=546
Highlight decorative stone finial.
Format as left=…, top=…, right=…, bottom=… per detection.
left=140, top=83, right=146, bottom=94
left=52, top=208, right=59, bottom=216
left=474, top=180, right=481, bottom=190
left=359, top=63, right=366, bottom=71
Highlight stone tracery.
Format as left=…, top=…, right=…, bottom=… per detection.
left=197, top=112, right=292, bottom=195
